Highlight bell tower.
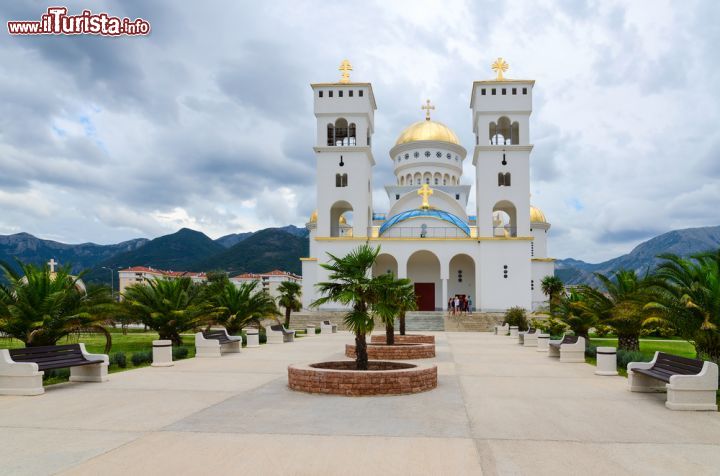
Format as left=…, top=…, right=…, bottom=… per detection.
left=471, top=58, right=533, bottom=238
left=470, top=58, right=535, bottom=311
left=311, top=60, right=377, bottom=239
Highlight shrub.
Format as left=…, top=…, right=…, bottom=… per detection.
left=591, top=324, right=613, bottom=337
left=616, top=349, right=649, bottom=370
left=172, top=346, right=189, bottom=360
left=131, top=350, right=152, bottom=366
left=531, top=316, right=568, bottom=336
left=585, top=344, right=597, bottom=358
left=640, top=321, right=676, bottom=338
left=110, top=352, right=127, bottom=368
left=503, top=307, right=528, bottom=331
left=259, top=331, right=267, bottom=344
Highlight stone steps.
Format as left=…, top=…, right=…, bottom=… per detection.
left=444, top=312, right=504, bottom=332
left=399, top=312, right=445, bottom=331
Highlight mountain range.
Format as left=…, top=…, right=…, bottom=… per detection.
left=0, top=225, right=309, bottom=285
left=555, top=225, right=720, bottom=285
left=1, top=224, right=718, bottom=288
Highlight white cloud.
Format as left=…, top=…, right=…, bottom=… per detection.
left=0, top=0, right=718, bottom=263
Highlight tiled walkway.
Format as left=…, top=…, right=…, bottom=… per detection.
left=1, top=333, right=719, bottom=475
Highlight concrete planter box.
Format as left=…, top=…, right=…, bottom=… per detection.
left=345, top=343, right=435, bottom=360
left=370, top=334, right=435, bottom=344
left=288, top=361, right=437, bottom=396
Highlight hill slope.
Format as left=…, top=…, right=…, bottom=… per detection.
left=86, top=228, right=225, bottom=282
left=195, top=228, right=308, bottom=275
left=0, top=233, right=148, bottom=274
left=556, top=225, right=720, bottom=285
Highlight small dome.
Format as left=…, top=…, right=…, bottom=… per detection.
left=395, top=119, right=460, bottom=146
left=309, top=210, right=317, bottom=223
left=530, top=205, right=548, bottom=224
left=339, top=215, right=347, bottom=225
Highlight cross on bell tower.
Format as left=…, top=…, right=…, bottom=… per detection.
left=338, top=59, right=353, bottom=83
left=418, top=184, right=434, bottom=209
left=47, top=258, right=57, bottom=273
left=421, top=99, right=435, bottom=121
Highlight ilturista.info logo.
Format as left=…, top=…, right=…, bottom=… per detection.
left=7, top=6, right=151, bottom=36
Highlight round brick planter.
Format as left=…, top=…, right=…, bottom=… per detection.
left=288, top=361, right=437, bottom=396
left=345, top=343, right=435, bottom=360
left=370, top=334, right=435, bottom=345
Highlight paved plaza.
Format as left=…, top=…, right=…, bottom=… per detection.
left=1, top=332, right=719, bottom=475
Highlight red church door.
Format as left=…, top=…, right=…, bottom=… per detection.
left=414, top=283, right=435, bottom=311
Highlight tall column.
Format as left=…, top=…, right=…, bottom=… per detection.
left=397, top=256, right=407, bottom=279
left=442, top=278, right=448, bottom=311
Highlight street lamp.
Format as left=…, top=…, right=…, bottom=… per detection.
left=101, top=266, right=116, bottom=301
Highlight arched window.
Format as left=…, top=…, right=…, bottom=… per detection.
left=336, top=173, right=348, bottom=187
left=490, top=116, right=518, bottom=145
left=342, top=173, right=348, bottom=187
left=443, top=173, right=449, bottom=186
left=399, top=176, right=404, bottom=186
left=498, top=172, right=511, bottom=186
left=332, top=118, right=348, bottom=146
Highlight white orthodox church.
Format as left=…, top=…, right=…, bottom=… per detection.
left=301, top=59, right=554, bottom=312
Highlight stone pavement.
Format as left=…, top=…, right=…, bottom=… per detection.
left=1, top=333, right=719, bottom=475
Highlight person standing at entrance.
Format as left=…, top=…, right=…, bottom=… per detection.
left=467, top=296, right=473, bottom=315
left=453, top=296, right=460, bottom=316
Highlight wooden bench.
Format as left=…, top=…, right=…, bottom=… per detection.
left=0, top=344, right=108, bottom=396
left=548, top=335, right=585, bottom=362
left=518, top=328, right=536, bottom=345
left=321, top=320, right=337, bottom=334
left=521, top=328, right=540, bottom=347
left=628, top=352, right=718, bottom=411
left=268, top=324, right=295, bottom=344
left=494, top=323, right=509, bottom=335
left=195, top=327, right=242, bottom=357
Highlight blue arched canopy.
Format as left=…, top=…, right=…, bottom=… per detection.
left=379, top=209, right=470, bottom=235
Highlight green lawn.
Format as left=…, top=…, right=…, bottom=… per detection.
left=0, top=328, right=197, bottom=382
left=590, top=338, right=697, bottom=359
left=0, top=328, right=194, bottom=355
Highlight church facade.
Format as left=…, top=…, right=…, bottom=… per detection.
left=301, top=59, right=554, bottom=312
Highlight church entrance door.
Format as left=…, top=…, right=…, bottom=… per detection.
left=414, top=283, right=435, bottom=311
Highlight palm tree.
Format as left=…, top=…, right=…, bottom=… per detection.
left=554, top=289, right=596, bottom=346
left=396, top=280, right=417, bottom=336
left=121, top=277, right=208, bottom=345
left=210, top=281, right=279, bottom=334
left=579, top=270, right=658, bottom=351
left=373, top=274, right=414, bottom=344
left=277, top=281, right=302, bottom=328
left=0, top=261, right=113, bottom=352
left=541, top=276, right=565, bottom=313
left=312, top=244, right=380, bottom=370
left=650, top=250, right=720, bottom=364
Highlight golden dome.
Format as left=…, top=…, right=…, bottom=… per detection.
left=339, top=215, right=347, bottom=225
left=309, top=210, right=317, bottom=223
left=530, top=205, right=548, bottom=224
left=395, top=119, right=460, bottom=146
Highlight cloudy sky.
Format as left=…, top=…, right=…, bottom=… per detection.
left=1, top=0, right=718, bottom=262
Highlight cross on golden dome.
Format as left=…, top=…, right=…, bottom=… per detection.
left=421, top=99, right=435, bottom=121
left=418, top=183, right=434, bottom=209
left=338, top=59, right=353, bottom=83
left=491, top=57, right=509, bottom=80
